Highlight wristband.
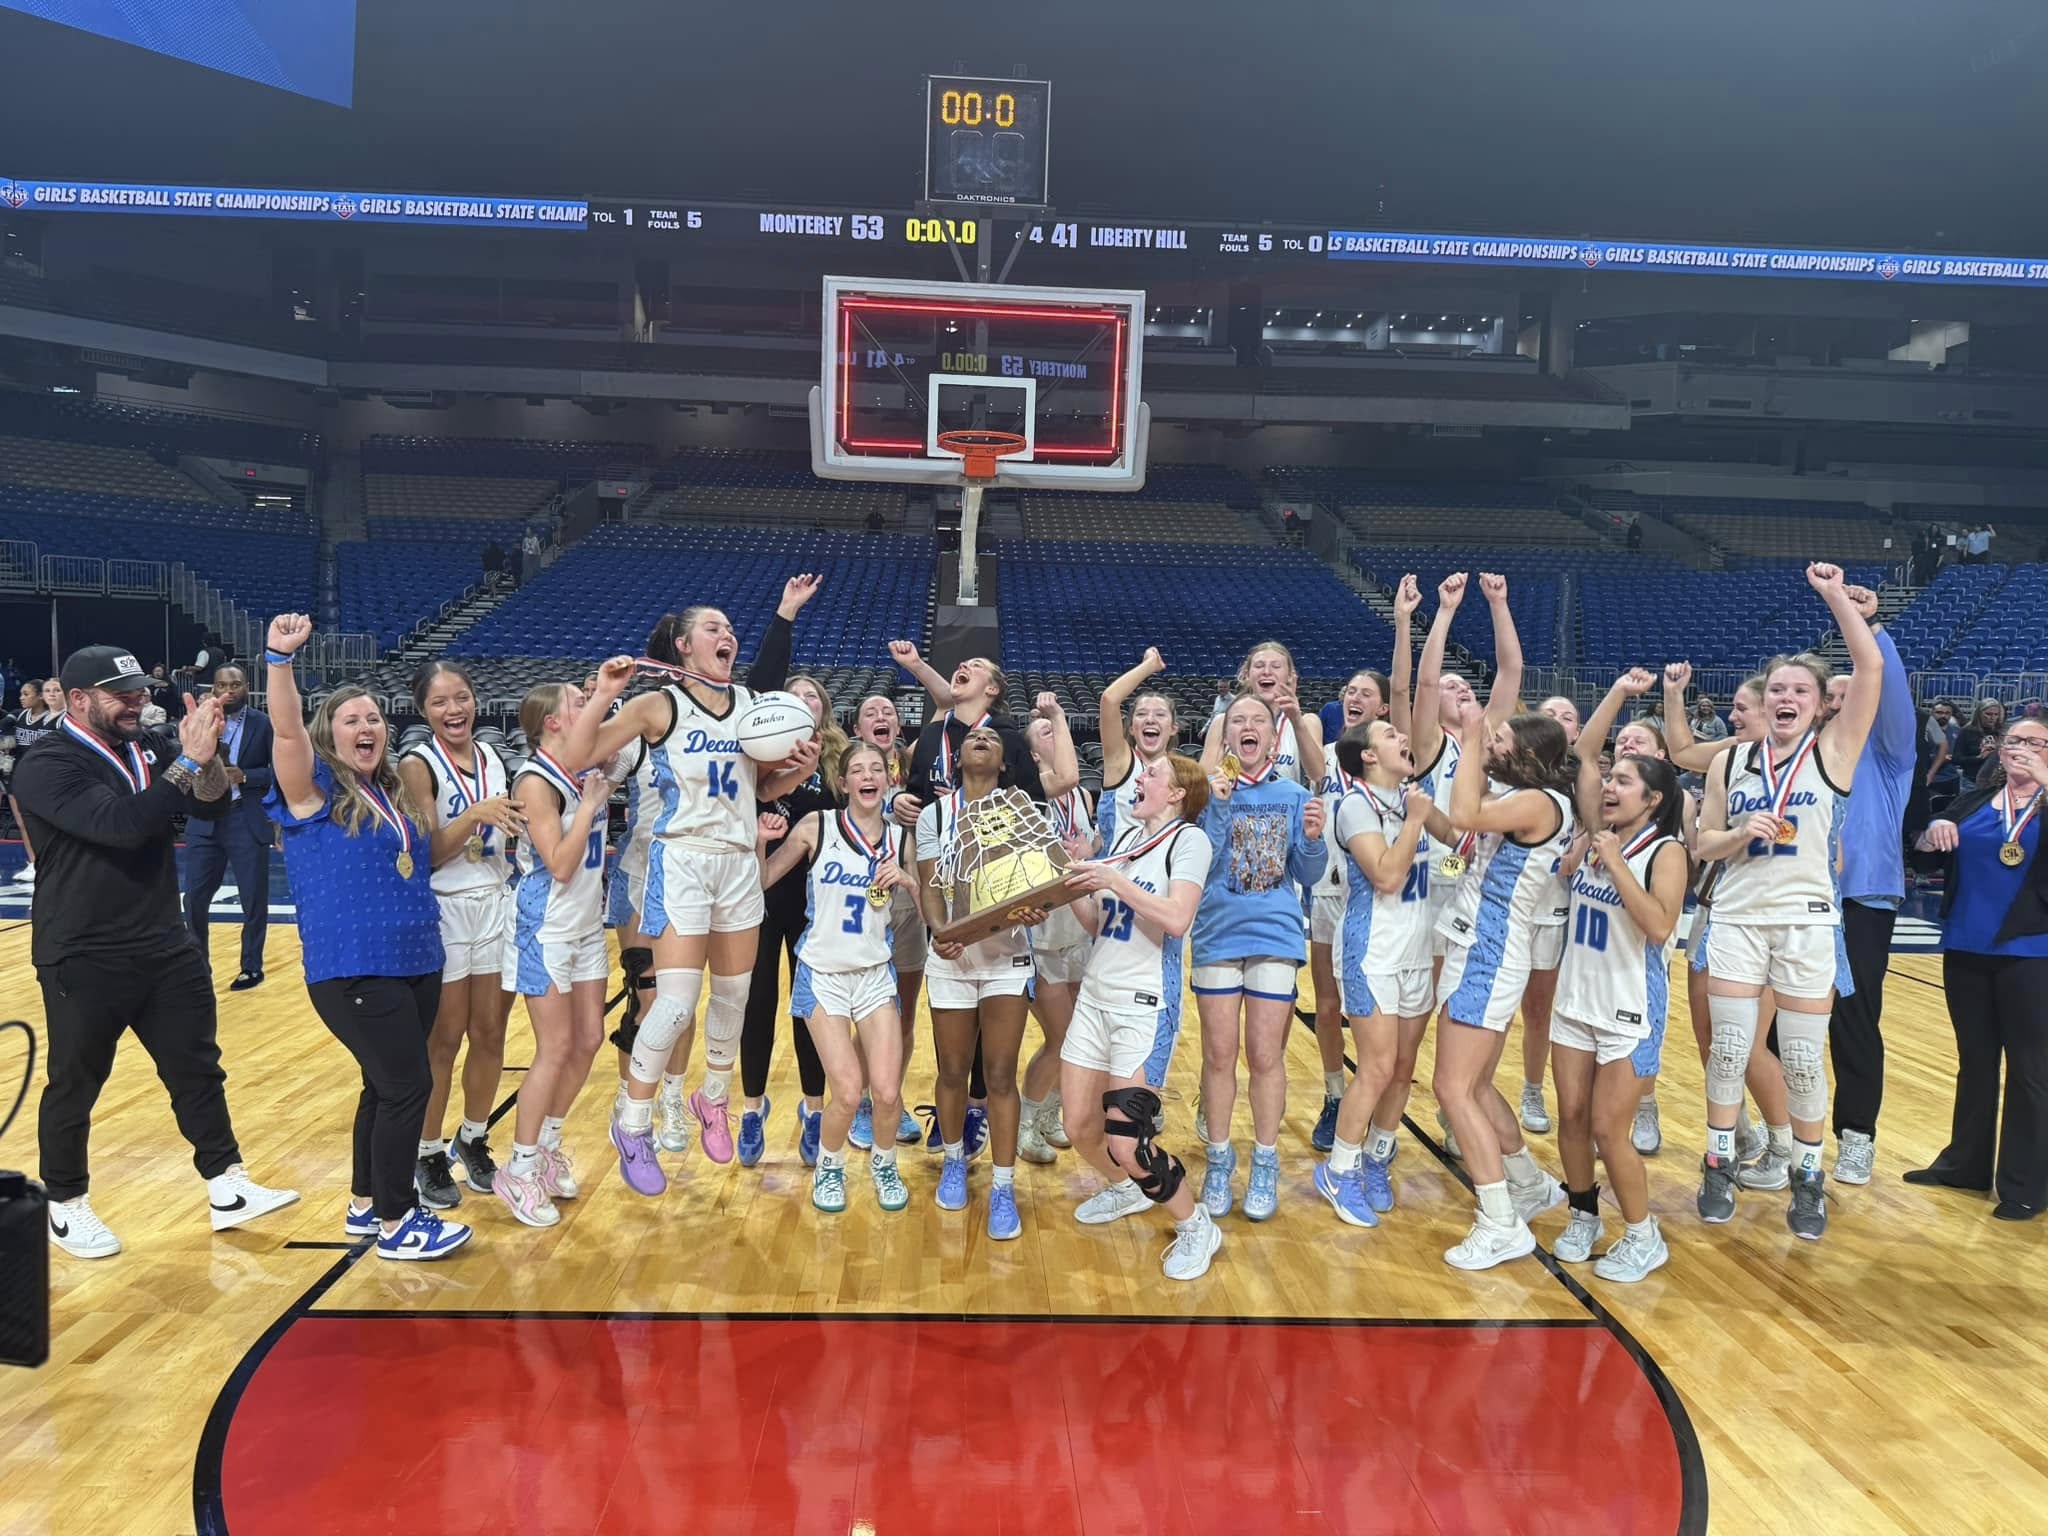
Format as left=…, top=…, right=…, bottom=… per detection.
left=175, top=755, right=201, bottom=775
left=264, top=649, right=295, bottom=667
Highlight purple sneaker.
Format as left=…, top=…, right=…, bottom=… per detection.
left=691, top=1089, right=735, bottom=1165
left=610, top=1115, right=668, bottom=1196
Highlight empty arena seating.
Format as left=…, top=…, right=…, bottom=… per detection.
left=1346, top=546, right=1604, bottom=666
left=1265, top=472, right=1599, bottom=548
left=1625, top=495, right=1901, bottom=565
left=0, top=390, right=320, bottom=464
left=1884, top=563, right=2010, bottom=671
left=1, top=435, right=216, bottom=503
left=996, top=539, right=1392, bottom=683
left=337, top=540, right=491, bottom=648
left=1019, top=494, right=1252, bottom=543
left=1577, top=564, right=1888, bottom=673
left=1912, top=564, right=2048, bottom=674
left=454, top=525, right=933, bottom=675
left=364, top=471, right=558, bottom=526
left=639, top=448, right=902, bottom=527
left=359, top=435, right=649, bottom=482
left=1126, top=462, right=1260, bottom=506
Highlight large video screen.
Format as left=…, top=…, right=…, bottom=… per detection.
left=0, top=0, right=355, bottom=106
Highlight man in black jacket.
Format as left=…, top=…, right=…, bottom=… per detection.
left=12, top=646, right=297, bottom=1261
left=182, top=663, right=276, bottom=989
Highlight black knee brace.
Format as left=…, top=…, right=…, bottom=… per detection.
left=608, top=946, right=657, bottom=1052
left=1103, top=1086, right=1184, bottom=1205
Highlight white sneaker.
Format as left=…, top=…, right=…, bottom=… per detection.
left=1075, top=1180, right=1149, bottom=1226
left=1435, top=1106, right=1463, bottom=1160
left=1445, top=1212, right=1536, bottom=1271
left=655, top=1087, right=693, bottom=1154
left=1509, top=1170, right=1567, bottom=1223
left=1017, top=1116, right=1057, bottom=1165
left=1736, top=1118, right=1769, bottom=1166
left=1631, top=1096, right=1662, bottom=1155
left=1193, top=1095, right=1210, bottom=1145
left=1736, top=1146, right=1791, bottom=1191
left=1593, top=1219, right=1670, bottom=1283
left=1519, top=1082, right=1551, bottom=1134
left=13, top=862, right=34, bottom=887
left=1040, top=1095, right=1071, bottom=1149
left=1553, top=1208, right=1602, bottom=1264
left=49, top=1195, right=120, bottom=1259
left=1834, top=1129, right=1875, bottom=1186
left=207, top=1165, right=301, bottom=1231
left=1162, top=1208, right=1222, bottom=1281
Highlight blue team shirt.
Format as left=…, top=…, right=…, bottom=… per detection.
left=1943, top=799, right=2048, bottom=960
left=1838, top=629, right=1915, bottom=908
left=268, top=758, right=445, bottom=983
left=1191, top=776, right=1327, bottom=965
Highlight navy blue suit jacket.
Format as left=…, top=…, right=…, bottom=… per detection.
left=190, top=707, right=275, bottom=841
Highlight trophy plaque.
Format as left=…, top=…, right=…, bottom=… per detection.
left=931, top=787, right=1081, bottom=947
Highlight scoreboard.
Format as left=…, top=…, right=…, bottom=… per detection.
left=923, top=76, right=1050, bottom=207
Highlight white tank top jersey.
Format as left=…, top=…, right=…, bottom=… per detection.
left=1037, top=784, right=1097, bottom=953
left=1437, top=787, right=1576, bottom=948
left=1081, top=821, right=1212, bottom=1006
left=1272, top=713, right=1306, bottom=785
left=1417, top=735, right=1462, bottom=885
left=1557, top=832, right=1682, bottom=1035
left=1333, top=783, right=1434, bottom=972
left=1710, top=734, right=1846, bottom=928
left=796, top=810, right=895, bottom=974
left=614, top=737, right=658, bottom=870
left=1316, top=769, right=1353, bottom=899
left=649, top=682, right=759, bottom=853
left=915, top=793, right=1030, bottom=971
left=506, top=754, right=606, bottom=947
left=402, top=738, right=511, bottom=896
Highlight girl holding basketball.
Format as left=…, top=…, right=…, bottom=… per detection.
left=1059, top=753, right=1220, bottom=1280
left=760, top=740, right=917, bottom=1214
left=397, top=661, right=524, bottom=1209
left=1692, top=563, right=1881, bottom=1240
left=491, top=682, right=620, bottom=1228
left=571, top=576, right=822, bottom=1196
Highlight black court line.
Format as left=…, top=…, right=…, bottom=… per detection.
left=1292, top=1010, right=1709, bottom=1536
left=281, top=1241, right=362, bottom=1252
left=1888, top=965, right=1946, bottom=994
left=301, top=1306, right=1602, bottom=1329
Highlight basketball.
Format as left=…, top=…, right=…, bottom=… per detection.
left=734, top=690, right=816, bottom=762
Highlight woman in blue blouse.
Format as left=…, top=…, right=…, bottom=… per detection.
left=262, top=614, right=472, bottom=1260
left=1910, top=717, right=2048, bottom=1221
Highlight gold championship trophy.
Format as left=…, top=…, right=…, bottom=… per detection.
left=931, top=787, right=1081, bottom=946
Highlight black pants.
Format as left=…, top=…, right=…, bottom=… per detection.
left=1933, top=951, right=2048, bottom=1210
left=741, top=896, right=824, bottom=1101
left=309, top=974, right=441, bottom=1221
left=35, top=941, right=242, bottom=1202
left=184, top=813, right=272, bottom=977
left=1829, top=900, right=1895, bottom=1138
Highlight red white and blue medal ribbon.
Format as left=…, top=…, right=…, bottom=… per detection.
left=1101, top=820, right=1180, bottom=867
left=1235, top=757, right=1278, bottom=790
left=61, top=718, right=149, bottom=792
left=637, top=657, right=733, bottom=693
left=360, top=779, right=415, bottom=873
left=1599, top=823, right=1663, bottom=874
left=530, top=749, right=583, bottom=805
left=426, top=736, right=487, bottom=812
left=937, top=710, right=992, bottom=789
left=1999, top=786, right=2042, bottom=862
left=1760, top=729, right=1817, bottom=843
left=840, top=808, right=892, bottom=905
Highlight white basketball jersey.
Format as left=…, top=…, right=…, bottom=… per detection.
left=797, top=811, right=894, bottom=973
left=1080, top=822, right=1211, bottom=1006
left=1436, top=788, right=1575, bottom=948
left=1037, top=784, right=1096, bottom=954
left=1557, top=832, right=1681, bottom=1036
left=403, top=738, right=511, bottom=896
left=1333, top=784, right=1433, bottom=973
left=1419, top=736, right=1464, bottom=888
left=1317, top=770, right=1353, bottom=899
left=506, top=754, right=605, bottom=947
left=613, top=738, right=658, bottom=883
left=649, top=682, right=759, bottom=853
left=1711, top=736, right=1844, bottom=928
left=1273, top=713, right=1306, bottom=785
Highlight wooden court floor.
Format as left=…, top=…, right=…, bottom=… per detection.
left=1, top=920, right=2043, bottom=1535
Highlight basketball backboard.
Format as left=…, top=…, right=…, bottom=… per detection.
left=809, top=276, right=1149, bottom=490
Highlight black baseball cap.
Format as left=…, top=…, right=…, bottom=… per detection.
left=59, top=646, right=151, bottom=694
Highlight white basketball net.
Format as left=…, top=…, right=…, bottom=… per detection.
left=929, top=788, right=1064, bottom=892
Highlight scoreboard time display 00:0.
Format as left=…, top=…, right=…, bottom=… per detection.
left=923, top=75, right=1051, bottom=208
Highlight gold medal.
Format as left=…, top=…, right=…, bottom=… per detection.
left=1221, top=752, right=1242, bottom=778
left=1437, top=854, right=1467, bottom=880
left=2000, top=841, right=2026, bottom=868
left=396, top=850, right=416, bottom=879
left=1774, top=821, right=1798, bottom=846
left=464, top=834, right=485, bottom=862
left=866, top=882, right=891, bottom=908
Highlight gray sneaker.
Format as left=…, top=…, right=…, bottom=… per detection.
left=1594, top=1219, right=1670, bottom=1283
left=1244, top=1147, right=1281, bottom=1222
left=1519, top=1081, right=1551, bottom=1135
left=1631, top=1096, right=1662, bottom=1155
left=1787, top=1169, right=1829, bottom=1241
left=1697, top=1156, right=1738, bottom=1223
left=1834, top=1129, right=1875, bottom=1186
left=1736, top=1117, right=1769, bottom=1166
left=1737, top=1146, right=1791, bottom=1191
left=1553, top=1208, right=1602, bottom=1264
left=415, top=1150, right=461, bottom=1210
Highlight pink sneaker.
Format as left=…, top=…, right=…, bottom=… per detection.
left=540, top=1145, right=580, bottom=1200
left=690, top=1089, right=735, bottom=1164
left=494, top=1164, right=561, bottom=1229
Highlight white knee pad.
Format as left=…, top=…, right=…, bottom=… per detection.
left=1776, top=1009, right=1831, bottom=1122
left=1705, top=994, right=1758, bottom=1108
left=628, top=969, right=703, bottom=1085
left=702, top=971, right=750, bottom=1070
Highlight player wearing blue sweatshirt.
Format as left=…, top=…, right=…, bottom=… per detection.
left=1192, top=693, right=1328, bottom=1222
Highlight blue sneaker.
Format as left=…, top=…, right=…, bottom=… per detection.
left=916, top=1104, right=942, bottom=1151
left=737, top=1095, right=770, bottom=1168
left=987, top=1181, right=1022, bottom=1240
left=848, top=1096, right=875, bottom=1152
left=1361, top=1154, right=1396, bottom=1214
left=1201, top=1144, right=1238, bottom=1218
left=1314, top=1160, right=1379, bottom=1229
left=343, top=1202, right=379, bottom=1238
left=375, top=1207, right=472, bottom=1262
left=898, top=1106, right=922, bottom=1143
left=935, top=1155, right=970, bottom=1211
left=1311, top=1095, right=1340, bottom=1153
left=964, top=1103, right=990, bottom=1159
left=798, top=1102, right=822, bottom=1168
left=1245, top=1146, right=1281, bottom=1222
